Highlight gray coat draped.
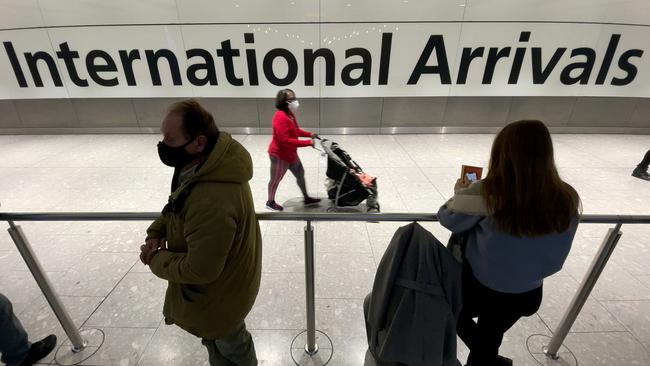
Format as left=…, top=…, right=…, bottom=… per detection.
left=365, top=222, right=462, bottom=366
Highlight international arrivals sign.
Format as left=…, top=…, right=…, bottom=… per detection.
left=0, top=22, right=648, bottom=99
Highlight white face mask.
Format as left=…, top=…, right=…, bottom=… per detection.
left=288, top=100, right=300, bottom=113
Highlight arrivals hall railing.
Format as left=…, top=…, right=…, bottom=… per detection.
left=2, top=212, right=649, bottom=365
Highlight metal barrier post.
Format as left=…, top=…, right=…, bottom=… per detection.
left=2, top=211, right=650, bottom=365
left=544, top=223, right=623, bottom=359
left=304, top=220, right=318, bottom=355
left=7, top=221, right=87, bottom=352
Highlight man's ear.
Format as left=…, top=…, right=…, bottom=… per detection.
left=195, top=135, right=208, bottom=153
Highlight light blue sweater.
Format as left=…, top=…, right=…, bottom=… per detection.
left=437, top=182, right=578, bottom=294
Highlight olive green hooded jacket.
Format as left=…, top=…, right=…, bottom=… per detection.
left=147, top=132, right=262, bottom=340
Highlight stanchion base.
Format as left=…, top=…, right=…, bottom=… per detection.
left=291, top=330, right=333, bottom=366
left=55, top=328, right=105, bottom=366
left=305, top=343, right=319, bottom=356
left=526, top=334, right=578, bottom=366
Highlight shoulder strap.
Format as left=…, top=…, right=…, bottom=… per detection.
left=162, top=181, right=199, bottom=215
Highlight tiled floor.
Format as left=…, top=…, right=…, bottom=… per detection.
left=0, top=133, right=649, bottom=366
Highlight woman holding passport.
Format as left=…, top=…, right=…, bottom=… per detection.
left=438, top=120, right=581, bottom=366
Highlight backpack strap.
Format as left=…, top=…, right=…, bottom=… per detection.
left=162, top=181, right=198, bottom=215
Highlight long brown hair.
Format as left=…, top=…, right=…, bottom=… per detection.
left=481, top=120, right=581, bottom=237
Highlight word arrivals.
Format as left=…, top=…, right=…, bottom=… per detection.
left=409, top=32, right=643, bottom=86
left=2, top=32, right=644, bottom=89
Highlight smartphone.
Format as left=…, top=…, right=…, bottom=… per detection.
left=461, top=165, right=483, bottom=183
left=465, top=172, right=478, bottom=183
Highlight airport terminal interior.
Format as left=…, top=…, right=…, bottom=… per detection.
left=1, top=133, right=649, bottom=366
left=1, top=1, right=650, bottom=366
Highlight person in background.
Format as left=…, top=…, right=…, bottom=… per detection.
left=0, top=293, right=57, bottom=366
left=140, top=99, right=261, bottom=366
left=266, top=88, right=321, bottom=211
left=632, top=149, right=650, bottom=181
left=438, top=120, right=581, bottom=366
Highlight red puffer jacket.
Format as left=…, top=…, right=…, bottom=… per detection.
left=267, top=110, right=313, bottom=163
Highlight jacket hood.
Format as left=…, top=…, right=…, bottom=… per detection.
left=162, top=132, right=252, bottom=214
left=193, top=132, right=253, bottom=184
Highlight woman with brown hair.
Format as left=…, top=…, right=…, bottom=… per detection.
left=438, top=120, right=581, bottom=366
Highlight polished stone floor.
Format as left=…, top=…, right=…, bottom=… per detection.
left=0, top=133, right=649, bottom=366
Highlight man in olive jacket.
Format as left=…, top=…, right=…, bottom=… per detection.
left=140, top=99, right=262, bottom=366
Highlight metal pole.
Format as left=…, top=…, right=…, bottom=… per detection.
left=544, top=223, right=623, bottom=359
left=303, top=220, right=318, bottom=355
left=1, top=212, right=650, bottom=224
left=7, top=221, right=87, bottom=352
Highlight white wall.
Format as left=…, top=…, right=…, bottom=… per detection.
left=1, top=0, right=649, bottom=99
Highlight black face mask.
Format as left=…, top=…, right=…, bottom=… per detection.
left=157, top=137, right=198, bottom=168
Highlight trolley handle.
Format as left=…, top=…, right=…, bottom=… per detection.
left=311, top=134, right=331, bottom=152
left=311, top=135, right=326, bottom=153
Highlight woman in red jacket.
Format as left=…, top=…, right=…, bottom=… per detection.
left=266, top=89, right=321, bottom=211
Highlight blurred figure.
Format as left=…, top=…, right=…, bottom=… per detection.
left=438, top=120, right=581, bottom=366
left=632, top=149, right=650, bottom=181
left=266, top=88, right=320, bottom=211
left=140, top=99, right=261, bottom=366
left=0, top=293, right=57, bottom=366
